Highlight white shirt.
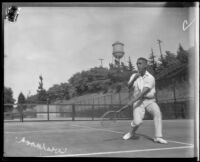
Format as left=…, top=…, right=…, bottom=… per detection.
left=128, top=71, right=156, bottom=98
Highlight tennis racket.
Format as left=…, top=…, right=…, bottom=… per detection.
left=100, top=104, right=130, bottom=128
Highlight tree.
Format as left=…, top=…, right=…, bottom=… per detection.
left=17, top=92, right=26, bottom=104
left=68, top=67, right=111, bottom=95
left=165, top=51, right=180, bottom=66
left=4, top=87, right=15, bottom=112
left=68, top=72, right=83, bottom=95
left=148, top=48, right=157, bottom=75
left=47, top=83, right=72, bottom=102
left=26, top=94, right=38, bottom=104
left=156, top=50, right=179, bottom=74
left=158, top=54, right=168, bottom=69
left=17, top=92, right=26, bottom=115
left=127, top=56, right=135, bottom=72
left=109, top=63, right=114, bottom=69
left=155, top=44, right=190, bottom=89
left=68, top=84, right=77, bottom=98
left=121, top=62, right=129, bottom=72
left=176, top=43, right=189, bottom=64
left=108, top=64, right=131, bottom=92
left=37, top=75, right=47, bottom=103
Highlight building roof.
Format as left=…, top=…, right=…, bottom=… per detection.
left=112, top=41, right=124, bottom=46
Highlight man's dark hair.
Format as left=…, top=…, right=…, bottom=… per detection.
left=137, top=57, right=148, bottom=64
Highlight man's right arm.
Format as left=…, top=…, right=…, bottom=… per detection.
left=128, top=73, right=140, bottom=89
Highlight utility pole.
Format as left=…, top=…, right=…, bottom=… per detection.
left=151, top=48, right=154, bottom=61
left=99, top=58, right=104, bottom=67
left=157, top=39, right=164, bottom=63
left=151, top=48, right=156, bottom=67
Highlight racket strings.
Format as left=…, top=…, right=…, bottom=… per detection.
left=100, top=105, right=131, bottom=127
left=100, top=111, right=118, bottom=127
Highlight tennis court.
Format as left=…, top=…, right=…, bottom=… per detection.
left=4, top=119, right=194, bottom=157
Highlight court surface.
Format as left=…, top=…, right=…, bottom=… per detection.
left=4, top=119, right=194, bottom=157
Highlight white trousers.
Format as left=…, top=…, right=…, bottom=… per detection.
left=132, top=99, right=163, bottom=138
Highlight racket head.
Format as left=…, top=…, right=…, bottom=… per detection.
left=100, top=105, right=131, bottom=127
left=100, top=111, right=119, bottom=128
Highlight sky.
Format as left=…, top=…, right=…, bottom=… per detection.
left=4, top=4, right=196, bottom=101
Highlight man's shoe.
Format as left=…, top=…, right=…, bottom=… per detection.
left=123, top=132, right=132, bottom=140
left=131, top=121, right=135, bottom=127
left=154, top=137, right=168, bottom=144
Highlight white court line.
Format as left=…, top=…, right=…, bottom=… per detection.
left=45, top=145, right=194, bottom=157
left=70, top=124, right=194, bottom=146
left=4, top=130, right=70, bottom=134
left=166, top=140, right=194, bottom=146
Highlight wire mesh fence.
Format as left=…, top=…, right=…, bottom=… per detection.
left=4, top=97, right=194, bottom=122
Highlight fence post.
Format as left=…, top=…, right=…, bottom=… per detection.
left=92, top=97, right=94, bottom=120
left=19, top=104, right=24, bottom=122
left=155, top=86, right=158, bottom=103
left=119, top=92, right=121, bottom=106
left=72, top=104, right=75, bottom=121
left=47, top=100, right=50, bottom=121
left=21, top=104, right=24, bottom=122
left=98, top=97, right=100, bottom=109
left=91, top=104, right=94, bottom=121
left=110, top=94, right=113, bottom=105
left=172, top=79, right=177, bottom=119
left=181, top=101, right=186, bottom=119
left=104, top=95, right=106, bottom=106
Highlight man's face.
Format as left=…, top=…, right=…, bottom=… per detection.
left=136, top=59, right=147, bottom=74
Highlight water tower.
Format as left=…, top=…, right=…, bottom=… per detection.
left=112, top=41, right=125, bottom=66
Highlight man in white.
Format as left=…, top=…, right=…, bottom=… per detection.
left=123, top=57, right=167, bottom=144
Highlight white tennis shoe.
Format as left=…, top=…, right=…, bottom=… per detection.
left=131, top=121, right=135, bottom=127
left=122, top=132, right=132, bottom=140
left=154, top=137, right=168, bottom=144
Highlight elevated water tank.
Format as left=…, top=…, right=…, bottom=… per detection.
left=112, top=41, right=125, bottom=60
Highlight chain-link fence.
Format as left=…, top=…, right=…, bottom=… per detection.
left=4, top=97, right=194, bottom=122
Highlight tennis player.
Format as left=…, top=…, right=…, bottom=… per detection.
left=123, top=57, right=168, bottom=144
